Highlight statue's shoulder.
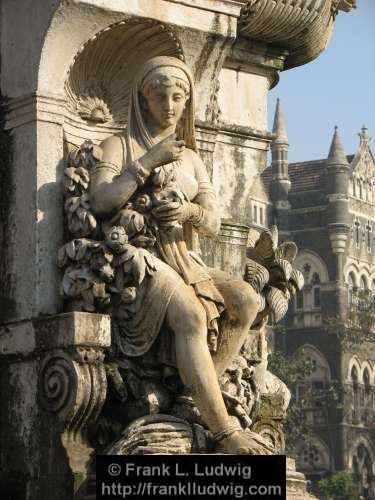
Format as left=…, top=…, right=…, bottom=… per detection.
left=100, top=132, right=126, bottom=168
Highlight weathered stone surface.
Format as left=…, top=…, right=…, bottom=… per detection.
left=0, top=1, right=354, bottom=498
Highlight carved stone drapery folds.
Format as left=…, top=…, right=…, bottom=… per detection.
left=37, top=313, right=110, bottom=483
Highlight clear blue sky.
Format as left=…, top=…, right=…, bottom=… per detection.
left=268, top=0, right=375, bottom=163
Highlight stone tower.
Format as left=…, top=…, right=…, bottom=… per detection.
left=326, top=126, right=351, bottom=314
left=270, top=98, right=290, bottom=237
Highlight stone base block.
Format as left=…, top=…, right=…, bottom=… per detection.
left=287, top=458, right=319, bottom=499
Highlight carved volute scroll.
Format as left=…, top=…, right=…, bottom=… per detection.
left=37, top=313, right=110, bottom=485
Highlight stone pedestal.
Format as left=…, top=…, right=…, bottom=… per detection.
left=287, top=458, right=319, bottom=500
left=201, top=219, right=249, bottom=278
left=0, top=312, right=110, bottom=499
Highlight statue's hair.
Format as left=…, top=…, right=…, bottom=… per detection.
left=141, top=76, right=190, bottom=99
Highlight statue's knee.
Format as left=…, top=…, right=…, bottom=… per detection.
left=230, top=282, right=258, bottom=325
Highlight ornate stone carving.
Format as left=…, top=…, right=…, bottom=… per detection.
left=59, top=56, right=304, bottom=458
left=65, top=19, right=184, bottom=129
left=77, top=87, right=113, bottom=124
left=39, top=348, right=107, bottom=474
left=238, top=0, right=340, bottom=69
left=246, top=226, right=304, bottom=325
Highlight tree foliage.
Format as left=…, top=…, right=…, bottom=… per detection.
left=268, top=348, right=341, bottom=456
left=318, top=471, right=357, bottom=499
left=268, top=349, right=314, bottom=455
left=326, top=291, right=375, bottom=349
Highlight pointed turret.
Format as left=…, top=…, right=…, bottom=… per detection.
left=271, top=98, right=289, bottom=181
left=325, top=126, right=351, bottom=283
left=270, top=99, right=290, bottom=235
left=272, top=98, right=288, bottom=145
left=359, top=125, right=371, bottom=147
left=327, top=126, right=348, bottom=165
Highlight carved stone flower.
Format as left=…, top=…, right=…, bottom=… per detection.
left=105, top=226, right=129, bottom=254
left=133, top=194, right=152, bottom=214
left=118, top=208, right=146, bottom=239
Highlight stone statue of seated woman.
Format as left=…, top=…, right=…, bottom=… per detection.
left=58, top=56, right=303, bottom=455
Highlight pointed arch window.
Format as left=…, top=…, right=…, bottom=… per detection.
left=351, top=366, right=360, bottom=419
left=363, top=368, right=371, bottom=413
left=348, top=273, right=355, bottom=305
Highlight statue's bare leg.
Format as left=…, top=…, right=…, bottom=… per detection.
left=166, top=285, right=231, bottom=434
left=212, top=280, right=259, bottom=377
left=166, top=282, right=273, bottom=454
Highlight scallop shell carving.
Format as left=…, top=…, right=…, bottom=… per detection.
left=275, top=241, right=298, bottom=263
left=245, top=259, right=270, bottom=293
left=274, top=258, right=293, bottom=282
left=266, top=287, right=289, bottom=322
left=289, top=269, right=305, bottom=293
left=254, top=226, right=278, bottom=263
left=257, top=292, right=266, bottom=312
left=65, top=19, right=184, bottom=126
left=77, top=87, right=113, bottom=124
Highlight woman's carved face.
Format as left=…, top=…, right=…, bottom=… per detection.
left=143, top=83, right=188, bottom=130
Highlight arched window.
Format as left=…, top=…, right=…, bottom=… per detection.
left=348, top=273, right=355, bottom=305
left=311, top=272, right=321, bottom=308
left=295, top=346, right=331, bottom=425
left=293, top=252, right=328, bottom=327
left=352, top=444, right=374, bottom=499
left=351, top=365, right=360, bottom=419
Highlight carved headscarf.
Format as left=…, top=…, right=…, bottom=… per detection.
left=126, top=56, right=197, bottom=162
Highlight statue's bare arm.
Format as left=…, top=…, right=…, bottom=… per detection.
left=89, top=135, right=138, bottom=217
left=190, top=150, right=220, bottom=238
left=90, top=134, right=186, bottom=218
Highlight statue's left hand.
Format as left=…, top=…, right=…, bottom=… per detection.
left=152, top=200, right=188, bottom=226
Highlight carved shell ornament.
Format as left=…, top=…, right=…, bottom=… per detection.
left=245, top=226, right=304, bottom=323
left=77, top=87, right=113, bottom=124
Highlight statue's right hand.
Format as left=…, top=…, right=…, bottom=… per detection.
left=144, top=134, right=186, bottom=170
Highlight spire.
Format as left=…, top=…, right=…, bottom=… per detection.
left=359, top=125, right=371, bottom=147
left=272, top=98, right=288, bottom=144
left=327, top=126, right=348, bottom=164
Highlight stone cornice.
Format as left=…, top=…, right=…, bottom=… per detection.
left=81, top=0, right=246, bottom=27
left=4, top=93, right=66, bottom=130
left=167, top=0, right=248, bottom=16
left=217, top=121, right=274, bottom=142
left=238, top=0, right=354, bottom=70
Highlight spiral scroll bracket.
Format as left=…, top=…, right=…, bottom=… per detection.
left=39, top=346, right=107, bottom=480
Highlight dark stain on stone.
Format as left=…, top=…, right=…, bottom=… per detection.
left=230, top=148, right=247, bottom=220
left=194, top=13, right=222, bottom=83
left=0, top=95, right=17, bottom=322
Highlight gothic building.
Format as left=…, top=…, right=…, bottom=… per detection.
left=259, top=100, right=375, bottom=497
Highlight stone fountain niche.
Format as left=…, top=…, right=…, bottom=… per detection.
left=63, top=18, right=185, bottom=150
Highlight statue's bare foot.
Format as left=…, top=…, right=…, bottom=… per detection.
left=215, top=429, right=274, bottom=455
